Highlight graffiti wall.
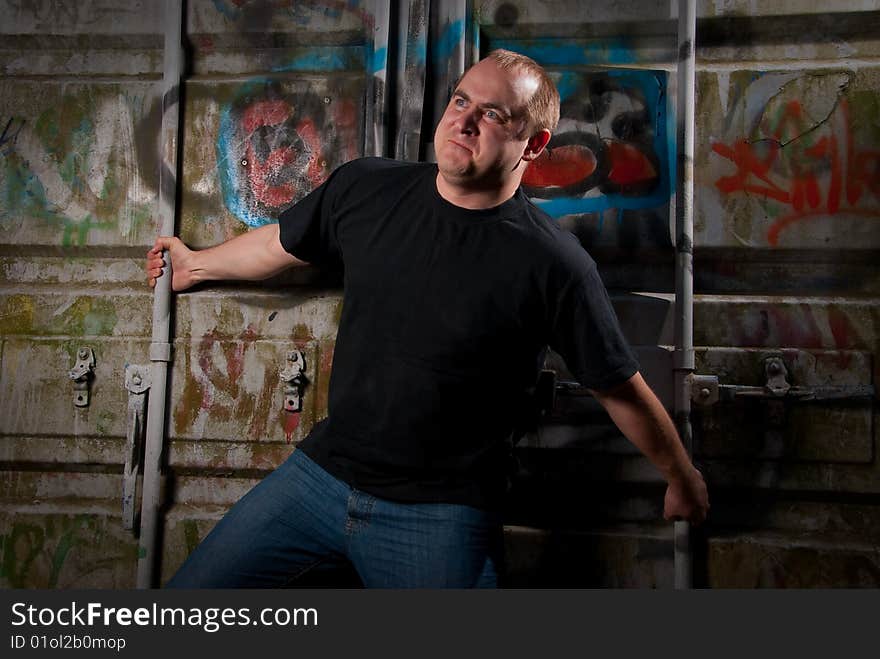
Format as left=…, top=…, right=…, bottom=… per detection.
left=698, top=68, right=880, bottom=249
left=0, top=0, right=378, bottom=588
left=473, top=45, right=674, bottom=248
left=2, top=0, right=880, bottom=589
left=472, top=0, right=880, bottom=588
left=523, top=69, right=672, bottom=217
left=0, top=82, right=158, bottom=247
left=180, top=75, right=364, bottom=246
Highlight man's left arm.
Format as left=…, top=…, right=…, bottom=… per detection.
left=590, top=372, right=709, bottom=525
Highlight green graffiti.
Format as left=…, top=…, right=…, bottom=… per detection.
left=1, top=151, right=49, bottom=222
left=0, top=522, right=45, bottom=588
left=47, top=523, right=81, bottom=589
left=57, top=297, right=119, bottom=336
left=1, top=91, right=152, bottom=246
left=0, top=514, right=116, bottom=588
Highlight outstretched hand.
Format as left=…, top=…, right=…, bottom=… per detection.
left=145, top=236, right=196, bottom=292
left=663, top=465, right=709, bottom=526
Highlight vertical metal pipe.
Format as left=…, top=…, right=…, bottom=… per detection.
left=673, top=0, right=697, bottom=590
left=365, top=0, right=391, bottom=156
left=137, top=0, right=183, bottom=589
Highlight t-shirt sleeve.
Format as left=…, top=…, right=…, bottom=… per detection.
left=277, top=163, right=348, bottom=268
left=546, top=246, right=640, bottom=391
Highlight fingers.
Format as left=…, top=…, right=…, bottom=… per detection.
left=146, top=236, right=174, bottom=288
left=146, top=268, right=163, bottom=288
left=150, top=235, right=176, bottom=254
left=664, top=486, right=710, bottom=526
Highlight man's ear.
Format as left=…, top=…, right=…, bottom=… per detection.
left=521, top=129, right=551, bottom=161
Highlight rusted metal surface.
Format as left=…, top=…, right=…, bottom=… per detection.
left=2, top=0, right=879, bottom=588
left=692, top=348, right=874, bottom=465
left=0, top=0, right=371, bottom=588
left=1, top=0, right=163, bottom=34
left=707, top=534, right=880, bottom=588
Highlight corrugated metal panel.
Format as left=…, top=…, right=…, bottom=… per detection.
left=472, top=0, right=880, bottom=587
left=0, top=0, right=385, bottom=588
left=2, top=0, right=878, bottom=588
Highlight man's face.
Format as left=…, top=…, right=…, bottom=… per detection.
left=434, top=58, right=538, bottom=190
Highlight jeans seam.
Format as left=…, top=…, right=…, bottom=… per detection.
left=344, top=491, right=375, bottom=537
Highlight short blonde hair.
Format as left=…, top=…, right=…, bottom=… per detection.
left=485, top=49, right=560, bottom=134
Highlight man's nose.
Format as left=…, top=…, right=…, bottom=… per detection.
left=453, top=107, right=479, bottom=134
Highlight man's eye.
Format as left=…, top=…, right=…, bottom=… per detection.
left=485, top=110, right=499, bottom=120
left=454, top=97, right=466, bottom=107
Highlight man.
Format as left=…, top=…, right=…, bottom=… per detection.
left=147, top=50, right=708, bottom=588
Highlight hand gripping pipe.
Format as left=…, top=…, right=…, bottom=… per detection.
left=137, top=0, right=184, bottom=589
left=673, top=0, right=697, bottom=590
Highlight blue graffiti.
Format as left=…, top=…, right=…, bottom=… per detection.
left=495, top=43, right=674, bottom=218
left=553, top=72, right=582, bottom=103
left=216, top=99, right=263, bottom=226
left=272, top=47, right=363, bottom=73
left=490, top=38, right=638, bottom=66
left=369, top=46, right=388, bottom=75
left=434, top=20, right=465, bottom=63
left=409, top=30, right=427, bottom=66
left=532, top=69, right=675, bottom=216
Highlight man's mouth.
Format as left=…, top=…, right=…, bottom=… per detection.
left=447, top=139, right=473, bottom=154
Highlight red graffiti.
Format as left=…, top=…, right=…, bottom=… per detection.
left=607, top=141, right=657, bottom=186
left=295, top=117, right=327, bottom=189
left=522, top=145, right=597, bottom=188
left=241, top=100, right=325, bottom=209
left=180, top=325, right=283, bottom=441
left=712, top=99, right=880, bottom=245
left=195, top=325, right=258, bottom=412
left=730, top=305, right=865, bottom=352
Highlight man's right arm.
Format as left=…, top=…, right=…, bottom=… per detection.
left=146, top=224, right=307, bottom=292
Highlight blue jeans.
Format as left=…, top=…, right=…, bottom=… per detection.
left=166, top=449, right=502, bottom=588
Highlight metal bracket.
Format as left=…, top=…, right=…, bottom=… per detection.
left=279, top=350, right=308, bottom=413
left=691, top=374, right=720, bottom=406
left=691, top=356, right=874, bottom=405
left=68, top=347, right=96, bottom=407
left=763, top=357, right=790, bottom=396
left=123, top=364, right=151, bottom=531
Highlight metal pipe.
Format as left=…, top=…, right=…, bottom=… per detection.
left=365, top=0, right=391, bottom=156
left=673, top=0, right=697, bottom=590
left=137, top=0, right=184, bottom=589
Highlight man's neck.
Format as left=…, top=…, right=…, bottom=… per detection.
left=435, top=173, right=519, bottom=210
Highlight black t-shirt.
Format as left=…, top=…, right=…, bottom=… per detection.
left=279, top=157, right=638, bottom=509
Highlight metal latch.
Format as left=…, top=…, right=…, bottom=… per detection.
left=68, top=347, right=96, bottom=407
left=123, top=364, right=150, bottom=531
left=279, top=350, right=308, bottom=413
left=691, top=356, right=875, bottom=405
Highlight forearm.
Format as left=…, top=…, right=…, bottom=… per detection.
left=591, top=372, right=694, bottom=484
left=189, top=224, right=305, bottom=284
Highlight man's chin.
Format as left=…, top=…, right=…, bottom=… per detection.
left=437, top=161, right=473, bottom=182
